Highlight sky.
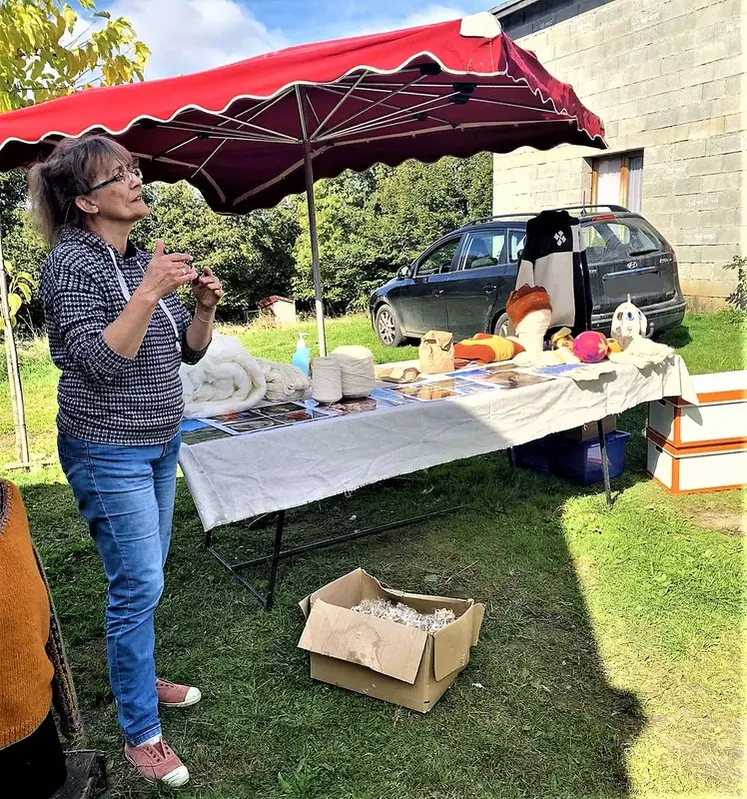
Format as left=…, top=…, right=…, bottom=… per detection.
left=96, top=0, right=496, bottom=79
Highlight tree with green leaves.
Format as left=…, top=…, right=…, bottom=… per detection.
left=0, top=258, right=33, bottom=330
left=0, top=0, right=151, bottom=322
left=0, top=0, right=150, bottom=462
left=0, top=0, right=150, bottom=112
left=293, top=154, right=493, bottom=312
left=132, top=183, right=300, bottom=320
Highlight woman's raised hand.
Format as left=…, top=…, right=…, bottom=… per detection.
left=139, top=239, right=197, bottom=302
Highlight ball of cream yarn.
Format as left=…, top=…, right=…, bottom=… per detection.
left=330, top=345, right=376, bottom=398
left=311, top=357, right=343, bottom=404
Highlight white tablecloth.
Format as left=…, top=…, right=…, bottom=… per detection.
left=179, top=355, right=693, bottom=530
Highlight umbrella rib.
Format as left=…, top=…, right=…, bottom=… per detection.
left=468, top=95, right=564, bottom=115
left=320, top=74, right=427, bottom=137
left=332, top=118, right=565, bottom=148
left=317, top=102, right=456, bottom=142
left=333, top=85, right=464, bottom=118
left=319, top=91, right=459, bottom=140
left=316, top=84, right=453, bottom=129
left=156, top=135, right=201, bottom=157
left=165, top=122, right=294, bottom=145
left=295, top=85, right=309, bottom=141
left=190, top=138, right=227, bottom=179
left=350, top=87, right=448, bottom=98
left=233, top=153, right=316, bottom=206
left=196, top=169, right=227, bottom=204
left=304, top=92, right=321, bottom=127
left=311, top=72, right=368, bottom=140
left=362, top=82, right=526, bottom=90
left=133, top=151, right=200, bottom=170
left=133, top=151, right=227, bottom=204
left=216, top=88, right=292, bottom=128
left=314, top=86, right=447, bottom=137
left=204, top=110, right=300, bottom=142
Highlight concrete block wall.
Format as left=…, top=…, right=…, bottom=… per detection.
left=493, top=0, right=745, bottom=309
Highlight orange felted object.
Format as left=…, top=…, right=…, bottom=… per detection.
left=454, top=334, right=517, bottom=364
left=506, top=285, right=552, bottom=328
left=606, top=338, right=622, bottom=354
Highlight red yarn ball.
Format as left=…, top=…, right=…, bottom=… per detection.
left=572, top=331, right=609, bottom=363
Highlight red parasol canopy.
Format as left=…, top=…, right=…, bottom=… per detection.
left=0, top=12, right=606, bottom=352
left=0, top=13, right=604, bottom=211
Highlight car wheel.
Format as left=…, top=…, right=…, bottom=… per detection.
left=375, top=304, right=404, bottom=347
left=493, top=312, right=515, bottom=338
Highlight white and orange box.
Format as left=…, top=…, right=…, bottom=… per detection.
left=647, top=370, right=747, bottom=494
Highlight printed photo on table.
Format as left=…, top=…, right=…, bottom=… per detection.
left=181, top=425, right=233, bottom=446
left=223, top=418, right=288, bottom=434
left=255, top=402, right=310, bottom=417
left=323, top=398, right=383, bottom=415
left=393, top=383, right=460, bottom=402
left=466, top=370, right=553, bottom=390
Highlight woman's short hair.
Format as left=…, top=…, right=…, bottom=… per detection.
left=28, top=135, right=133, bottom=247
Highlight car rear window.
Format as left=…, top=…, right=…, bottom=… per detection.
left=582, top=218, right=664, bottom=265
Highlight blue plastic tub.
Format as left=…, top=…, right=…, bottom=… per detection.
left=511, top=437, right=553, bottom=474
left=549, top=430, right=631, bottom=486
left=512, top=431, right=631, bottom=486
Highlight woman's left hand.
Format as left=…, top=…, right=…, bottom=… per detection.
left=191, top=266, right=223, bottom=310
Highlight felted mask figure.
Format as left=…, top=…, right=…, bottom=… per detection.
left=506, top=285, right=552, bottom=358
left=550, top=327, right=574, bottom=351
left=611, top=299, right=648, bottom=350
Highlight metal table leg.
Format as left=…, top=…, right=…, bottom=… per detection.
left=264, top=511, right=285, bottom=611
left=597, top=419, right=613, bottom=506
left=205, top=505, right=463, bottom=610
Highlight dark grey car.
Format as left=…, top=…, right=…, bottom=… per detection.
left=370, top=206, right=686, bottom=346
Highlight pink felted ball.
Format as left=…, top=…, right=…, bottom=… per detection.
left=572, top=331, right=609, bottom=363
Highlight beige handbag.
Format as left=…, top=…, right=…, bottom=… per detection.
left=418, top=330, right=455, bottom=375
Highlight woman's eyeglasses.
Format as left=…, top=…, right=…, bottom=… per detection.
left=87, top=164, right=143, bottom=193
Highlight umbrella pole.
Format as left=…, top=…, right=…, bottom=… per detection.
left=302, top=142, right=327, bottom=357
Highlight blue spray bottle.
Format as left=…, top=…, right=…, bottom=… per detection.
left=291, top=333, right=310, bottom=377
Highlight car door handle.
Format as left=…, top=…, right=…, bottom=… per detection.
left=484, top=285, right=497, bottom=293
left=433, top=289, right=444, bottom=296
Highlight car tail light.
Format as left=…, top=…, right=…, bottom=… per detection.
left=660, top=235, right=678, bottom=275
left=591, top=213, right=616, bottom=221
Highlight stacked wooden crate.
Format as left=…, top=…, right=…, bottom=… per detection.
left=647, top=371, right=747, bottom=494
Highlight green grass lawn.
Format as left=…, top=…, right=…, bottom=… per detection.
left=1, top=313, right=745, bottom=799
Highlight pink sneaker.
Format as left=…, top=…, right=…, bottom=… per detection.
left=156, top=678, right=202, bottom=708
left=124, top=738, right=189, bottom=787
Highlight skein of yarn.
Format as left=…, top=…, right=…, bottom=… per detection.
left=311, top=357, right=343, bottom=404
left=330, top=345, right=376, bottom=398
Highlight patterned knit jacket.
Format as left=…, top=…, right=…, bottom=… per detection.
left=0, top=479, right=81, bottom=749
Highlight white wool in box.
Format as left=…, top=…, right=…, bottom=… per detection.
left=311, top=357, right=343, bottom=404
left=351, top=598, right=456, bottom=633
left=330, top=345, right=375, bottom=398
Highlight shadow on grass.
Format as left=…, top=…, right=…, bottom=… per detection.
left=656, top=323, right=692, bottom=349
left=16, top=433, right=650, bottom=799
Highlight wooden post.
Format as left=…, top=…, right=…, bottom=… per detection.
left=0, top=230, right=30, bottom=466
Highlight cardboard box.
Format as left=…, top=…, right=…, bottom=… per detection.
left=559, top=414, right=616, bottom=442
left=298, top=568, right=484, bottom=713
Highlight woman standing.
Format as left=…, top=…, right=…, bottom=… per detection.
left=30, top=135, right=223, bottom=788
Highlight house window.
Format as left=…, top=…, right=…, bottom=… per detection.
left=591, top=151, right=644, bottom=213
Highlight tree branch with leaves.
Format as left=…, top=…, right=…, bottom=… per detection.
left=0, top=0, right=150, bottom=112
left=0, top=0, right=150, bottom=465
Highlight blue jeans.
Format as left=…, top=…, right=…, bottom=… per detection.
left=58, top=432, right=181, bottom=746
